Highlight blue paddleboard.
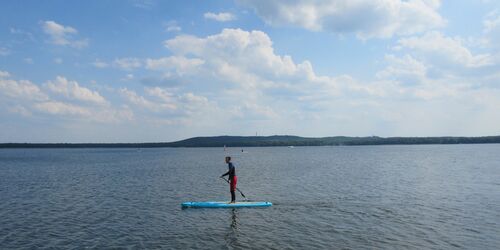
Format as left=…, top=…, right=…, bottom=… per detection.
left=182, top=201, right=272, bottom=208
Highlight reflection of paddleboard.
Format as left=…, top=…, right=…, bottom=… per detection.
left=182, top=201, right=272, bottom=208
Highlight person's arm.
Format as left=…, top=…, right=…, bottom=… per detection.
left=220, top=169, right=230, bottom=178
left=220, top=164, right=234, bottom=178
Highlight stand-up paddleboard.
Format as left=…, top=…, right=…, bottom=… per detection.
left=182, top=201, right=272, bottom=208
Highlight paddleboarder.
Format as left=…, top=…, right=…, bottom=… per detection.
left=220, top=156, right=237, bottom=203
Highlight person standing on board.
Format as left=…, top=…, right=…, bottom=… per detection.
left=220, top=156, right=237, bottom=203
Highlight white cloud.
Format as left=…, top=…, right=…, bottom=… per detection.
left=237, top=0, right=446, bottom=38
left=483, top=10, right=500, bottom=33
left=32, top=99, right=134, bottom=123
left=165, top=20, right=181, bottom=32
left=374, top=29, right=500, bottom=104
left=34, top=101, right=91, bottom=116
left=164, top=29, right=311, bottom=81
left=0, top=78, right=48, bottom=101
left=119, top=86, right=225, bottom=125
left=145, top=56, right=205, bottom=75
left=155, top=28, right=390, bottom=125
left=483, top=10, right=500, bottom=49
left=0, top=70, right=10, bottom=78
left=376, top=54, right=427, bottom=85
left=395, top=31, right=494, bottom=68
left=54, top=58, right=63, bottom=64
left=92, top=58, right=142, bottom=70
left=145, top=87, right=176, bottom=103
left=156, top=28, right=500, bottom=136
left=46, top=76, right=107, bottom=104
left=4, top=24, right=499, bottom=138
left=113, top=58, right=142, bottom=70
left=0, top=73, right=133, bottom=123
left=41, top=20, right=88, bottom=48
left=204, top=12, right=236, bottom=22
left=162, top=28, right=367, bottom=97
left=120, top=88, right=176, bottom=111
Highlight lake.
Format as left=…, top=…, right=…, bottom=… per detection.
left=1, top=145, right=499, bottom=249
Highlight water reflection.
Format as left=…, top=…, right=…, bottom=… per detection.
left=224, top=209, right=239, bottom=247
left=230, top=209, right=238, bottom=230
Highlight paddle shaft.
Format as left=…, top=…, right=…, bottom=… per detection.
left=221, top=177, right=246, bottom=198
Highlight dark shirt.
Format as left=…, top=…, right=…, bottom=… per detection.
left=221, top=162, right=236, bottom=180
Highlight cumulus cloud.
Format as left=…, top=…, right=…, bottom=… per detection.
left=237, top=0, right=446, bottom=38
left=374, top=27, right=500, bottom=106
left=145, top=28, right=392, bottom=125
left=120, top=88, right=177, bottom=111
left=0, top=70, right=10, bottom=78
left=483, top=10, right=500, bottom=33
left=119, top=87, right=222, bottom=125
left=154, top=28, right=500, bottom=136
left=483, top=10, right=500, bottom=49
left=395, top=31, right=494, bottom=68
left=204, top=12, right=236, bottom=22
left=162, top=28, right=370, bottom=97
left=164, top=29, right=311, bottom=81
left=145, top=87, right=176, bottom=103
left=376, top=55, right=427, bottom=86
left=5, top=23, right=499, bottom=138
left=46, top=76, right=107, bottom=104
left=0, top=77, right=48, bottom=101
left=41, top=20, right=88, bottom=48
left=0, top=73, right=132, bottom=123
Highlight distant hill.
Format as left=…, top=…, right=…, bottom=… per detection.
left=1, top=135, right=500, bottom=148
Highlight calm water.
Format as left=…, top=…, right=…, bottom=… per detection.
left=1, top=145, right=499, bottom=249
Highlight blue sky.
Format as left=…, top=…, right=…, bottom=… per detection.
left=1, top=0, right=500, bottom=142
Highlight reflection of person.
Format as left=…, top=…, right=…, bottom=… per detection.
left=220, top=156, right=237, bottom=203
left=225, top=209, right=239, bottom=245
left=230, top=209, right=238, bottom=230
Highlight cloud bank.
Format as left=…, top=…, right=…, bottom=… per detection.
left=238, top=0, right=446, bottom=38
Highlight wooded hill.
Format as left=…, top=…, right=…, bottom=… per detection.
left=2, top=135, right=500, bottom=148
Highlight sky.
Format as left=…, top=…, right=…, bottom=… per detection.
left=1, top=0, right=500, bottom=143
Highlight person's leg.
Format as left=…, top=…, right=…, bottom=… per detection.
left=230, top=176, right=237, bottom=203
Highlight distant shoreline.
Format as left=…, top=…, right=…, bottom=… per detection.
left=1, top=135, right=500, bottom=148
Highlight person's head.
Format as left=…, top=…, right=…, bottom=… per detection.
left=225, top=156, right=231, bottom=163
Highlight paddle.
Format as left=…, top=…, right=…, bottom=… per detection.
left=220, top=176, right=247, bottom=199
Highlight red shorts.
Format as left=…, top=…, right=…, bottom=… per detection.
left=230, top=176, right=238, bottom=191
